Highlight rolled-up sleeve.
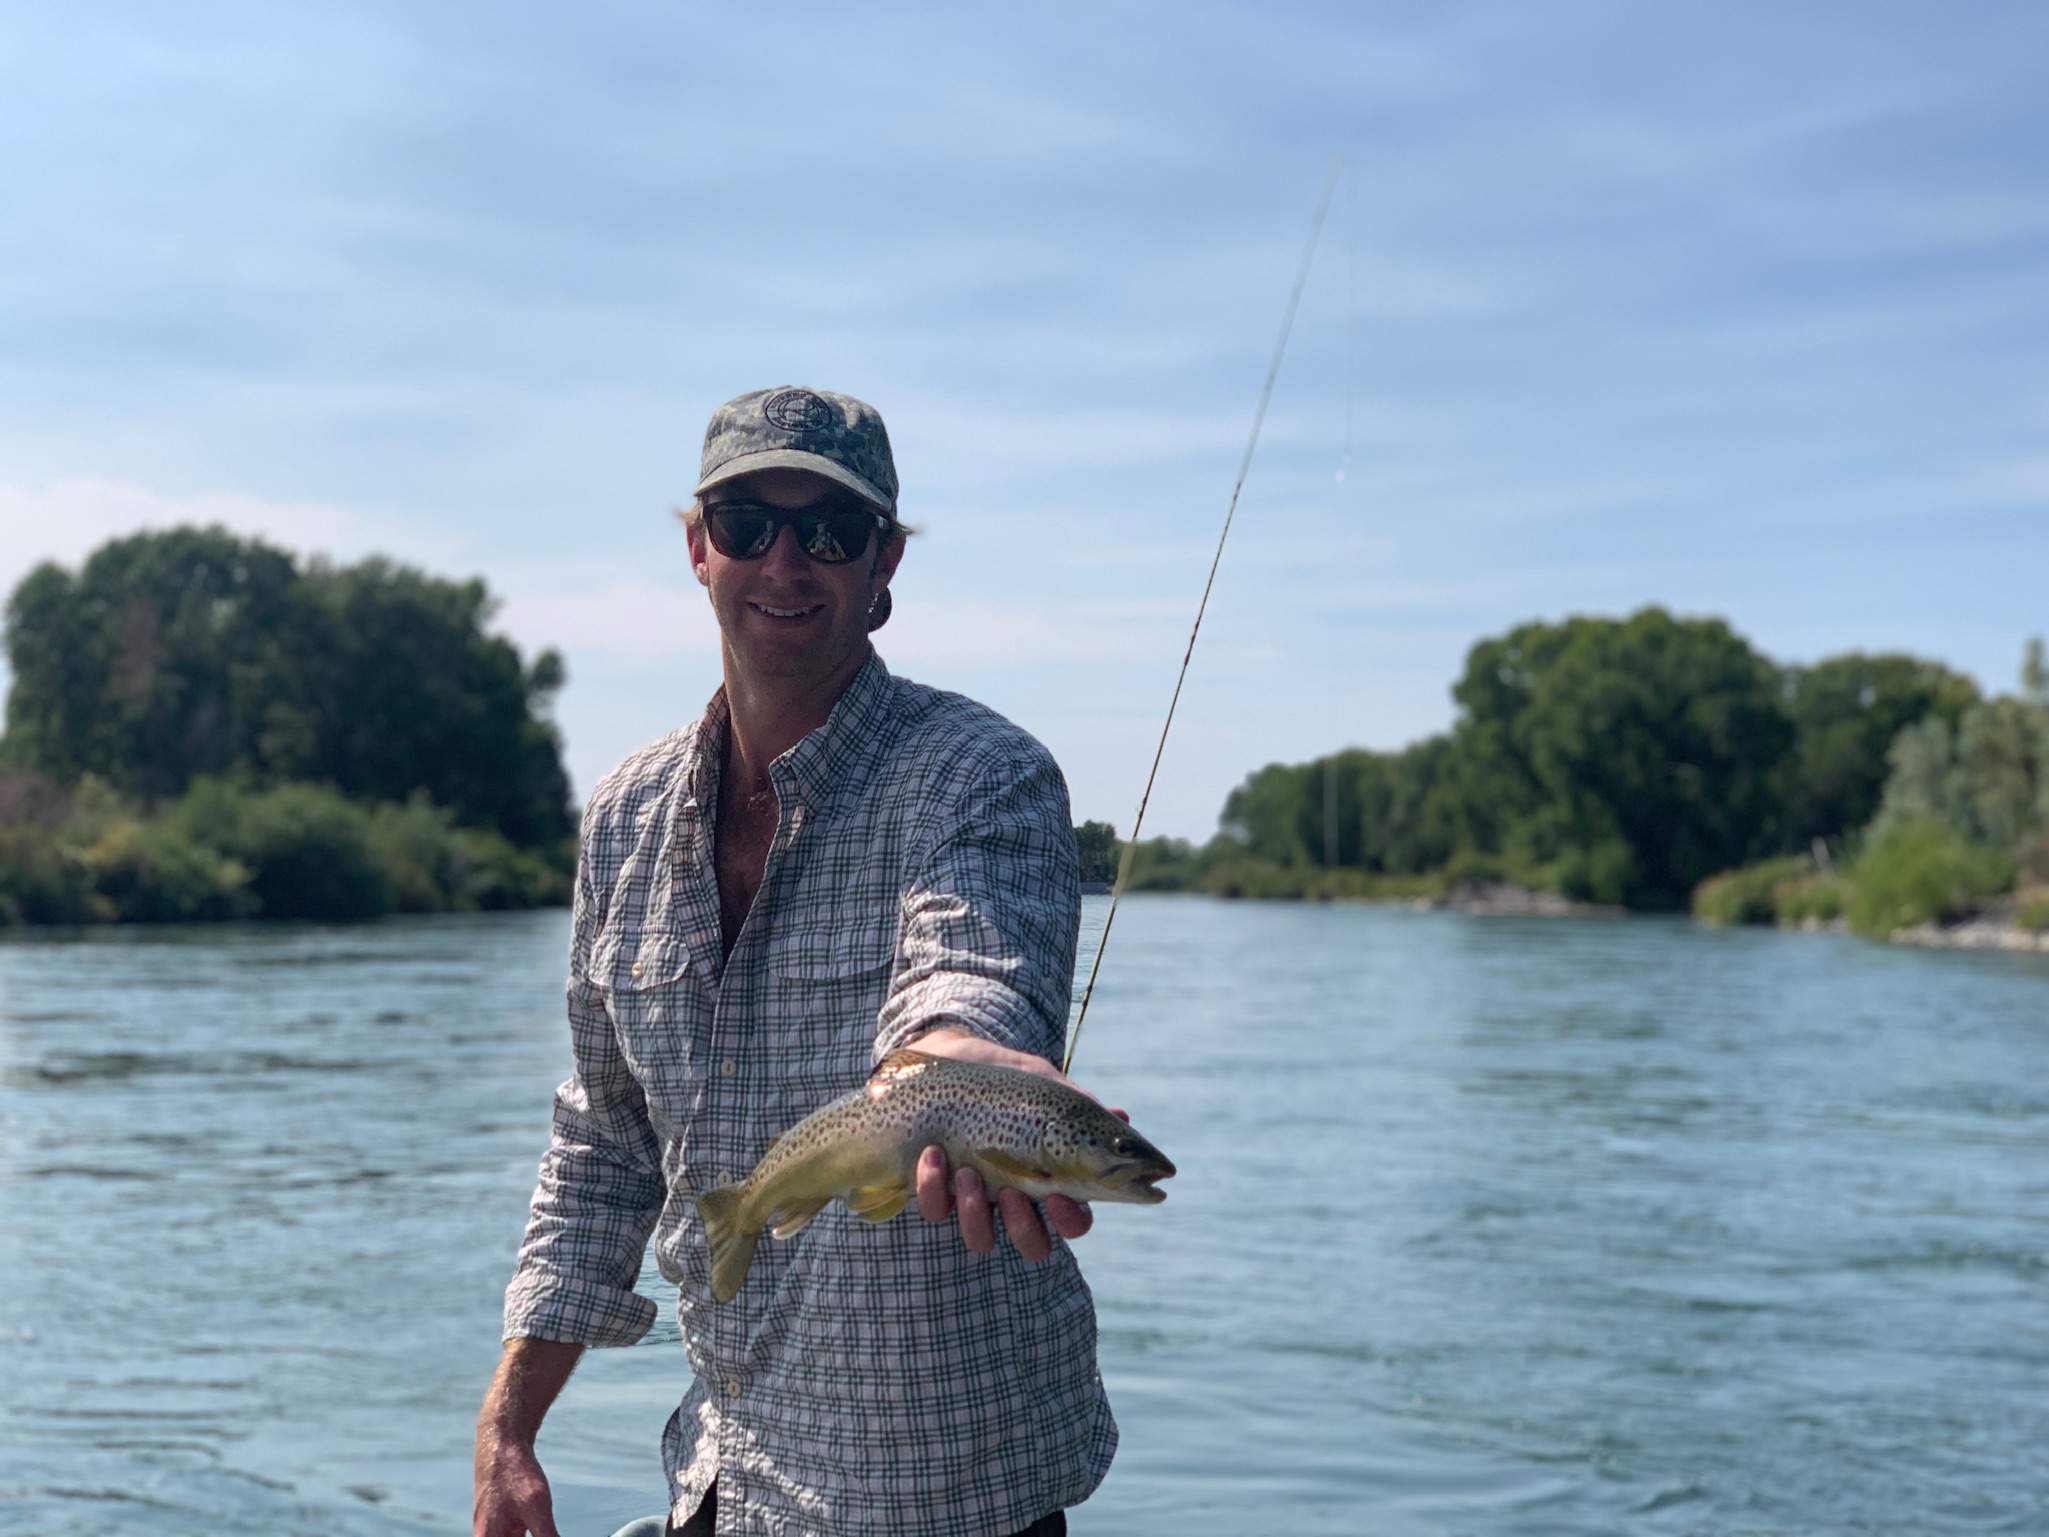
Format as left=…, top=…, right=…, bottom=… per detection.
left=873, top=747, right=1082, bottom=1065
left=502, top=850, right=664, bottom=1347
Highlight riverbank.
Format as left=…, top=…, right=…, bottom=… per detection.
left=1403, top=879, right=1622, bottom=919
left=1116, top=866, right=2049, bottom=960
left=1892, top=895, right=2049, bottom=953
left=1426, top=880, right=2049, bottom=954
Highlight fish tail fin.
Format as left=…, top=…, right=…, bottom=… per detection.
left=696, top=1183, right=760, bottom=1304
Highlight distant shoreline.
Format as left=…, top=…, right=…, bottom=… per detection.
left=1104, top=879, right=2049, bottom=957
left=1401, top=880, right=1623, bottom=920
left=1891, top=899, right=2049, bottom=954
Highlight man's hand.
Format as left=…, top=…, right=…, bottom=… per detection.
left=907, top=1027, right=1127, bottom=1263
left=474, top=1338, right=584, bottom=1537
left=474, top=1432, right=561, bottom=1537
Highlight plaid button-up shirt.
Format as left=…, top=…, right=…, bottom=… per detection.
left=503, top=653, right=1116, bottom=1536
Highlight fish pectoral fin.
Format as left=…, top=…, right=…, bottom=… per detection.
left=845, top=1181, right=911, bottom=1223
left=976, top=1148, right=1052, bottom=1187
left=768, top=1197, right=830, bottom=1240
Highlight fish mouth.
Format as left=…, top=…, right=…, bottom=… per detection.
left=1123, top=1162, right=1175, bottom=1203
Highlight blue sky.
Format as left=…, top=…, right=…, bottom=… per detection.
left=3, top=2, right=2045, bottom=837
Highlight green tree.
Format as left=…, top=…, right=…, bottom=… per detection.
left=1870, top=644, right=2049, bottom=855
left=2, top=528, right=304, bottom=796
left=1072, top=820, right=1120, bottom=884
left=1219, top=759, right=1320, bottom=865
left=1146, top=612, right=2003, bottom=913
left=1207, top=610, right=1797, bottom=906
left=1448, top=609, right=1793, bottom=906
left=1777, top=653, right=1978, bottom=844
left=292, top=558, right=571, bottom=847
left=1219, top=743, right=1461, bottom=876
left=2, top=527, right=571, bottom=848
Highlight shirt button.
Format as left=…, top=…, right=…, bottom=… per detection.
left=721, top=1059, right=736, bottom=1077
left=726, top=1378, right=741, bottom=1398
left=630, top=962, right=643, bottom=978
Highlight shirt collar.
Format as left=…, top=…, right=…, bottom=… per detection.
left=680, top=685, right=730, bottom=820
left=682, top=647, right=894, bottom=817
left=776, top=648, right=893, bottom=808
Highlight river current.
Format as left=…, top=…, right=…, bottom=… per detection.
left=2, top=897, right=2045, bottom=1534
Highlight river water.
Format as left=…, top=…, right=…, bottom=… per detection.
left=2, top=898, right=2045, bottom=1535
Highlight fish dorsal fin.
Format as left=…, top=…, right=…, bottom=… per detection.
left=868, top=1048, right=941, bottom=1098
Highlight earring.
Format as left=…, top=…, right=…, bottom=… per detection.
left=867, top=589, right=893, bottom=632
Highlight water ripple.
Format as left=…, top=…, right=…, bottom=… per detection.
left=5, top=905, right=2048, bottom=1535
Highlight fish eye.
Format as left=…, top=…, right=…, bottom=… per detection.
left=1111, top=1137, right=1136, bottom=1156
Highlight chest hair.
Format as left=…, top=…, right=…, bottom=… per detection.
left=714, top=763, right=779, bottom=959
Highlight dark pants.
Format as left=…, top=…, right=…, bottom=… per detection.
left=671, top=1481, right=1066, bottom=1536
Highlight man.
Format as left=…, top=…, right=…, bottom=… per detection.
left=474, top=387, right=1116, bottom=1537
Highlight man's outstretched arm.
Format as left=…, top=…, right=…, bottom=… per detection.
left=474, top=1337, right=585, bottom=1537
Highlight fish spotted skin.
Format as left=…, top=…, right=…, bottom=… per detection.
left=695, top=1048, right=1175, bottom=1302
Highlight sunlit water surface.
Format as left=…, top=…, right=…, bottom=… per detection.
left=3, top=899, right=2046, bottom=1534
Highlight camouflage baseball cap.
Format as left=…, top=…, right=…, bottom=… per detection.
left=696, top=386, right=899, bottom=515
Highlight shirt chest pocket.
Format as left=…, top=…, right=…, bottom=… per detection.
left=767, top=918, right=897, bottom=982
left=762, top=918, right=898, bottom=1065
left=592, top=932, right=697, bottom=1080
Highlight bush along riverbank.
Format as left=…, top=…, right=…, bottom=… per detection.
left=1103, top=615, right=2048, bottom=949
left=0, top=773, right=571, bottom=924
left=0, top=527, right=576, bottom=925
left=1691, top=649, right=2049, bottom=947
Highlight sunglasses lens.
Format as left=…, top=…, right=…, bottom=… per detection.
left=800, top=512, right=875, bottom=564
left=707, top=507, right=777, bottom=558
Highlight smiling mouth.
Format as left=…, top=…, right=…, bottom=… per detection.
left=749, top=601, right=823, bottom=620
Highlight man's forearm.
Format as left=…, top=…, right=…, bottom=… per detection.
left=474, top=1339, right=586, bottom=1537
left=478, top=1337, right=585, bottom=1449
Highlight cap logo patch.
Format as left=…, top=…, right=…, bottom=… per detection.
left=763, top=389, right=834, bottom=433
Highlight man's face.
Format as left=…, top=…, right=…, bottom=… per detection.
left=687, top=468, right=903, bottom=686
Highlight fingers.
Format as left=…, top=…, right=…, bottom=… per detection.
left=473, top=1466, right=560, bottom=1537
left=1109, top=1107, right=1129, bottom=1122
left=917, top=1143, right=1093, bottom=1260
left=954, top=1166, right=997, bottom=1254
left=1043, top=1193, right=1094, bottom=1241
left=998, top=1187, right=1053, bottom=1262
left=916, top=1144, right=952, bottom=1223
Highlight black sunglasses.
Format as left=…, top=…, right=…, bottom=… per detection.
left=703, top=499, right=891, bottom=565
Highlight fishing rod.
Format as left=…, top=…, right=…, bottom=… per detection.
left=1062, top=160, right=1342, bottom=1076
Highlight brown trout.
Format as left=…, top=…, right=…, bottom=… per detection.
left=695, top=1048, right=1176, bottom=1302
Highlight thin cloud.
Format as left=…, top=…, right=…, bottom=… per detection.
left=0, top=475, right=460, bottom=593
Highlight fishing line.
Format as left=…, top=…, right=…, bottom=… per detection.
left=1062, top=159, right=1342, bottom=1076
left=1338, top=165, right=1357, bottom=486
